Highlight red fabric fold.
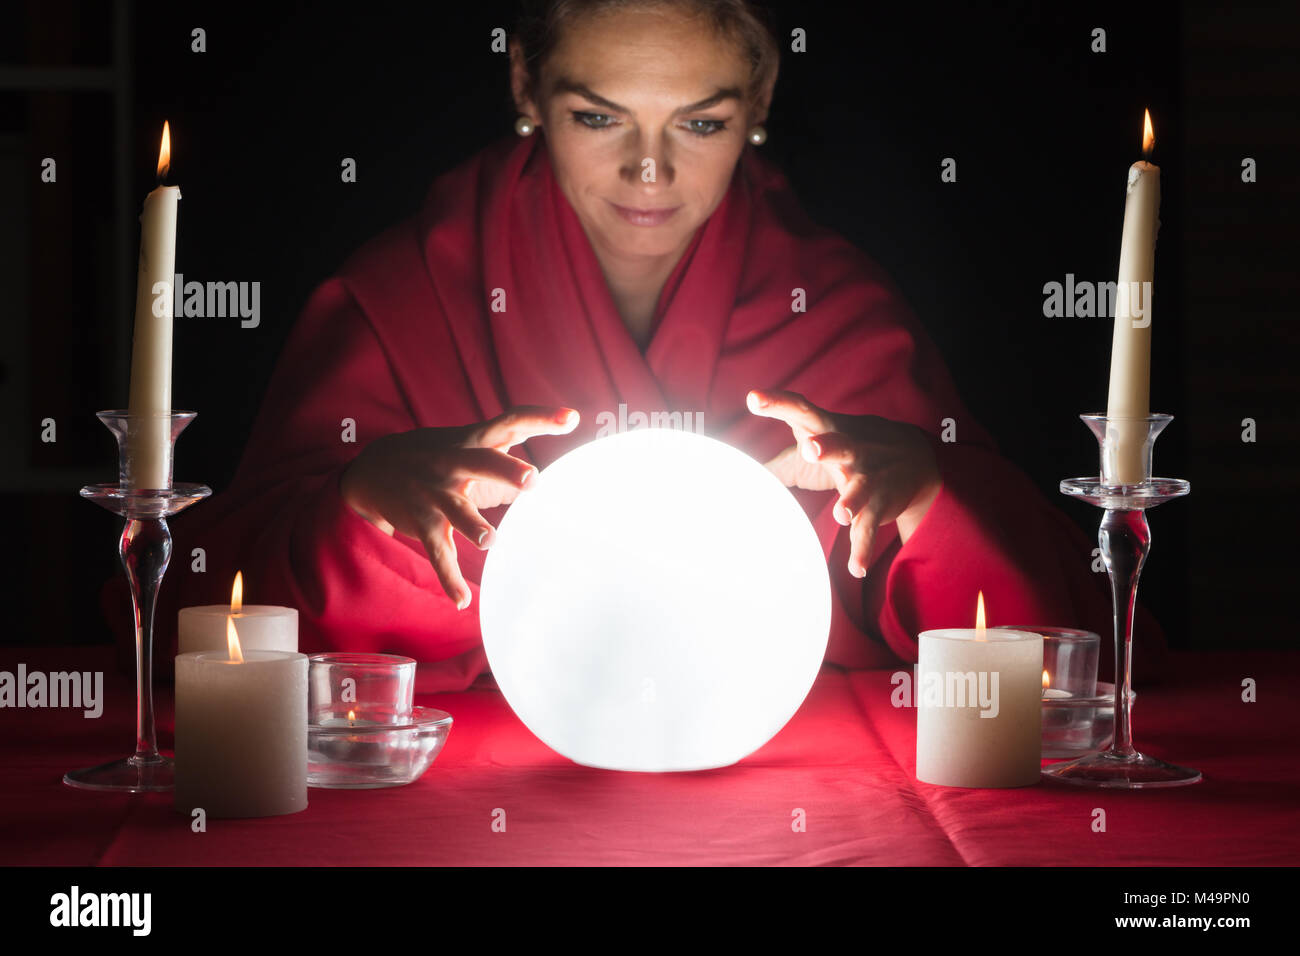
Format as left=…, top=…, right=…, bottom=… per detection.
left=102, top=132, right=1164, bottom=688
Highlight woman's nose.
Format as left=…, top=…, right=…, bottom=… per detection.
left=619, top=131, right=675, bottom=189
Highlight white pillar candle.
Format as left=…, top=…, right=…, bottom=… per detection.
left=126, top=121, right=181, bottom=490
left=916, top=628, right=1043, bottom=788
left=174, top=645, right=308, bottom=818
left=178, top=605, right=297, bottom=654
left=1105, top=109, right=1161, bottom=484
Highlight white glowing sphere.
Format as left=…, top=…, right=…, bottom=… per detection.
left=480, top=428, right=831, bottom=772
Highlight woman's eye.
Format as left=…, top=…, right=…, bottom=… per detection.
left=572, top=111, right=616, bottom=129
left=684, top=118, right=727, bottom=136
left=570, top=112, right=725, bottom=136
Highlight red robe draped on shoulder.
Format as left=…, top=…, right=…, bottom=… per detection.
left=103, top=133, right=1164, bottom=690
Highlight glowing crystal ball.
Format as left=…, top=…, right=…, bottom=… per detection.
left=480, top=427, right=831, bottom=772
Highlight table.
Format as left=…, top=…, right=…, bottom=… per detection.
left=2, top=645, right=1298, bottom=865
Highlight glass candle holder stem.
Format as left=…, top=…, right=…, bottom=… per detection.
left=122, top=515, right=171, bottom=766
left=64, top=411, right=211, bottom=792
left=1100, top=506, right=1147, bottom=758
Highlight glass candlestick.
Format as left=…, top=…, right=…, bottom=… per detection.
left=1043, top=413, right=1195, bottom=788
left=64, top=410, right=211, bottom=792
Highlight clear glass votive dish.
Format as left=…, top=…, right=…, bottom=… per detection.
left=308, top=706, right=453, bottom=789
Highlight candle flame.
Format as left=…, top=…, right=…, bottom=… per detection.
left=1043, top=669, right=1051, bottom=690
left=230, top=570, right=243, bottom=615
left=157, top=121, right=171, bottom=181
left=975, top=591, right=986, bottom=641
left=226, top=616, right=245, bottom=663
left=347, top=709, right=356, bottom=727
left=1142, top=109, right=1154, bottom=158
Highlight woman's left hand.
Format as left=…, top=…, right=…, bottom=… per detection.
left=747, top=388, right=942, bottom=578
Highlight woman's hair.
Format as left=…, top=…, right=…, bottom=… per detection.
left=513, top=0, right=780, bottom=109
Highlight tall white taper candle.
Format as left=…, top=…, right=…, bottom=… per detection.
left=1104, top=109, right=1160, bottom=485
left=125, top=121, right=181, bottom=490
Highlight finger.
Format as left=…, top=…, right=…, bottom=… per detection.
left=802, top=432, right=855, bottom=494
left=463, top=474, right=523, bottom=511
left=804, top=431, right=856, bottom=466
left=445, top=446, right=539, bottom=490
left=834, top=472, right=874, bottom=526
left=431, top=488, right=497, bottom=551
left=417, top=517, right=473, bottom=610
left=475, top=406, right=580, bottom=449
left=847, top=507, right=878, bottom=579
left=746, top=388, right=833, bottom=435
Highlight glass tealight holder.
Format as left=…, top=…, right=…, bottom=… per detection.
left=996, top=625, right=1102, bottom=758
left=997, top=625, right=1100, bottom=698
left=307, top=652, right=452, bottom=788
left=308, top=652, right=416, bottom=726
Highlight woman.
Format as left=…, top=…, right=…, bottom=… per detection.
left=111, top=0, right=1159, bottom=690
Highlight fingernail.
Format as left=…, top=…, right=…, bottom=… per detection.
left=809, top=439, right=822, bottom=458
left=478, top=527, right=495, bottom=548
left=558, top=409, right=576, bottom=425
left=852, top=563, right=866, bottom=579
left=456, top=593, right=468, bottom=610
left=521, top=468, right=537, bottom=488
left=839, top=506, right=853, bottom=525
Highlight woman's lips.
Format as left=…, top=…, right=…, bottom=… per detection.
left=608, top=201, right=682, bottom=226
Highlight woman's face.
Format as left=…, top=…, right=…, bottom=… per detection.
left=513, top=5, right=769, bottom=263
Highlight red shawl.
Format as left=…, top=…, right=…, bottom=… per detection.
left=105, top=133, right=1162, bottom=690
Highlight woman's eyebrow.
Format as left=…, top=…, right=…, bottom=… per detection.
left=550, top=77, right=742, bottom=114
left=678, top=88, right=742, bottom=112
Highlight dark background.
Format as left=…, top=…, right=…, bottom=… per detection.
left=1, top=0, right=1296, bottom=650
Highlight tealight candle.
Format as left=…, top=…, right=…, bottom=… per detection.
left=174, top=618, right=307, bottom=818
left=915, top=593, right=1043, bottom=788
left=311, top=710, right=394, bottom=769
left=317, top=711, right=383, bottom=729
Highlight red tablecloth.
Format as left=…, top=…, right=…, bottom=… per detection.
left=3, top=646, right=1298, bottom=866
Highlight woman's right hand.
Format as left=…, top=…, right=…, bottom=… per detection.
left=340, top=405, right=580, bottom=610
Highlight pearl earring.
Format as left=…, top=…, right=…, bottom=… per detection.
left=514, top=115, right=536, bottom=137
left=747, top=125, right=767, bottom=146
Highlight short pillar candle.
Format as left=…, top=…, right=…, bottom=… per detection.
left=178, top=605, right=297, bottom=654
left=180, top=571, right=297, bottom=654
left=174, top=649, right=308, bottom=818
left=915, top=628, right=1043, bottom=788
